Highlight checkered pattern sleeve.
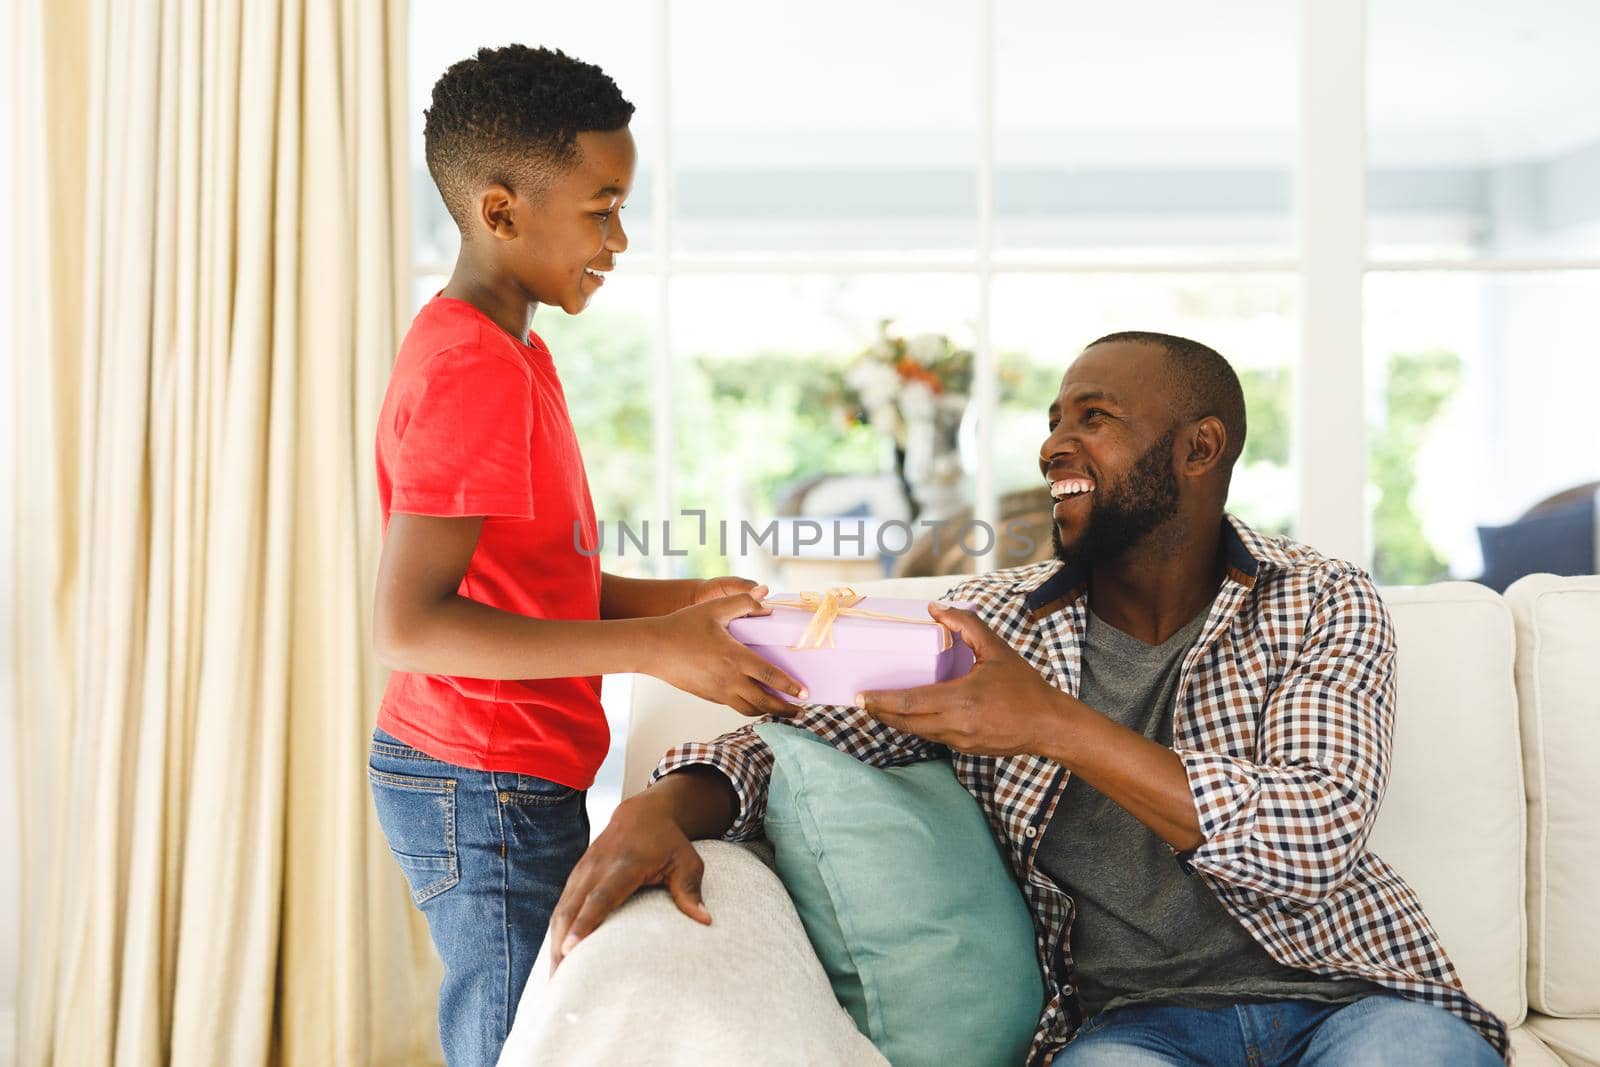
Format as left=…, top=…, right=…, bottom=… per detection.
left=649, top=705, right=951, bottom=841
left=1177, top=568, right=1398, bottom=904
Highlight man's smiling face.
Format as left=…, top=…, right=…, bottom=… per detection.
left=1039, top=341, right=1184, bottom=568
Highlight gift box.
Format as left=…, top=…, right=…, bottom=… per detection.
left=729, top=589, right=977, bottom=707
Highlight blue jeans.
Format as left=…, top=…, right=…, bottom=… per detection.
left=1050, top=996, right=1503, bottom=1066
left=368, top=728, right=589, bottom=1067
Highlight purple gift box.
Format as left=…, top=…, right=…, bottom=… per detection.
left=728, top=593, right=978, bottom=707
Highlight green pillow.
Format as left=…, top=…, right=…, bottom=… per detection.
left=754, top=722, right=1043, bottom=1067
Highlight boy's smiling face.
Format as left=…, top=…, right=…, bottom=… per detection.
left=481, top=127, right=637, bottom=316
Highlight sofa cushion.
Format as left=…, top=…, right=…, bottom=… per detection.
left=1364, top=582, right=1527, bottom=1026
left=1509, top=1025, right=1581, bottom=1067
left=1507, top=575, right=1600, bottom=1018
left=754, top=722, right=1043, bottom=1067
left=1524, top=1014, right=1600, bottom=1067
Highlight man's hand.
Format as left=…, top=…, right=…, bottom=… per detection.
left=861, top=605, right=1204, bottom=848
left=548, top=785, right=722, bottom=973
left=645, top=588, right=808, bottom=715
left=856, top=603, right=1068, bottom=757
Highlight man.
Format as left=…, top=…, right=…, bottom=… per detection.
left=549, top=332, right=1509, bottom=1066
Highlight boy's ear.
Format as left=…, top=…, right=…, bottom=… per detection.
left=476, top=183, right=519, bottom=240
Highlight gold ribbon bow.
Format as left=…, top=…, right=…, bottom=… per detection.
left=763, top=587, right=953, bottom=652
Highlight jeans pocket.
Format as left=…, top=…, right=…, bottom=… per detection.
left=369, top=767, right=461, bottom=906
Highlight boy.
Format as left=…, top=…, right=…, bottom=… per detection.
left=368, top=45, right=803, bottom=1067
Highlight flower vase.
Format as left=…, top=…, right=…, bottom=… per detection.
left=901, top=391, right=968, bottom=522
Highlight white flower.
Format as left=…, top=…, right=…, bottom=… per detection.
left=847, top=360, right=902, bottom=410
left=907, top=332, right=944, bottom=364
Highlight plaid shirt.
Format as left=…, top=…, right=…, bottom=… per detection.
left=653, top=516, right=1509, bottom=1064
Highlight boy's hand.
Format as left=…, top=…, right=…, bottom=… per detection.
left=647, top=588, right=808, bottom=715
left=690, top=575, right=761, bottom=606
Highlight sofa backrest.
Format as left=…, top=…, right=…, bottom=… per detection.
left=1366, top=583, right=1526, bottom=1026
left=1506, top=574, right=1600, bottom=1018
left=624, top=575, right=1530, bottom=1024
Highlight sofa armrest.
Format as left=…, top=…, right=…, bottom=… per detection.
left=497, top=840, right=887, bottom=1067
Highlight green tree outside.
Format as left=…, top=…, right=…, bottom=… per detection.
left=1369, top=351, right=1462, bottom=585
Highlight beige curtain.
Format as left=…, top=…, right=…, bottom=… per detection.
left=11, top=0, right=445, bottom=1062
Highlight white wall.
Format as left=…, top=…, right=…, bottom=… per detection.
left=1, top=0, right=21, bottom=1058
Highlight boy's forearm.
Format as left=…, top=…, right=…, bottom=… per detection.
left=378, top=593, right=664, bottom=680
left=600, top=572, right=698, bottom=620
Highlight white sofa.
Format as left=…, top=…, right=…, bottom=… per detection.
left=499, top=575, right=1600, bottom=1066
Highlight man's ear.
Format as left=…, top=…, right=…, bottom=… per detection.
left=1182, top=416, right=1228, bottom=478
left=475, top=183, right=519, bottom=241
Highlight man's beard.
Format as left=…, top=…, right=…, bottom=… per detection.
left=1052, top=430, right=1181, bottom=569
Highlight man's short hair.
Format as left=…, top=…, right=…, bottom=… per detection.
left=1088, top=331, right=1248, bottom=468
left=424, top=45, right=635, bottom=230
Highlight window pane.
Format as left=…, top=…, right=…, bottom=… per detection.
left=523, top=274, right=658, bottom=578
left=411, top=273, right=447, bottom=315
left=670, top=274, right=979, bottom=580
left=1368, top=2, right=1600, bottom=261
left=1364, top=272, right=1600, bottom=586
left=994, top=0, right=1297, bottom=261
left=409, top=0, right=659, bottom=268
left=670, top=1, right=979, bottom=255
left=991, top=275, right=1297, bottom=536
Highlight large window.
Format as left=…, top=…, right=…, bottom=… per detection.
left=1364, top=0, right=1600, bottom=583
left=409, top=1, right=1600, bottom=815
left=409, top=0, right=1309, bottom=583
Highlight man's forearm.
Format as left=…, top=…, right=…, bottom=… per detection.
left=1036, top=691, right=1205, bottom=852
left=626, top=765, right=739, bottom=840
left=600, top=572, right=698, bottom=620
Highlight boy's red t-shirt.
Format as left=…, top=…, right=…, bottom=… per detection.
left=374, top=295, right=606, bottom=788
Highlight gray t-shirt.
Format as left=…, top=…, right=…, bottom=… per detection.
left=1035, top=602, right=1380, bottom=1019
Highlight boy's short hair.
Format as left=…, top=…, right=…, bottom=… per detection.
left=424, top=44, right=635, bottom=230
